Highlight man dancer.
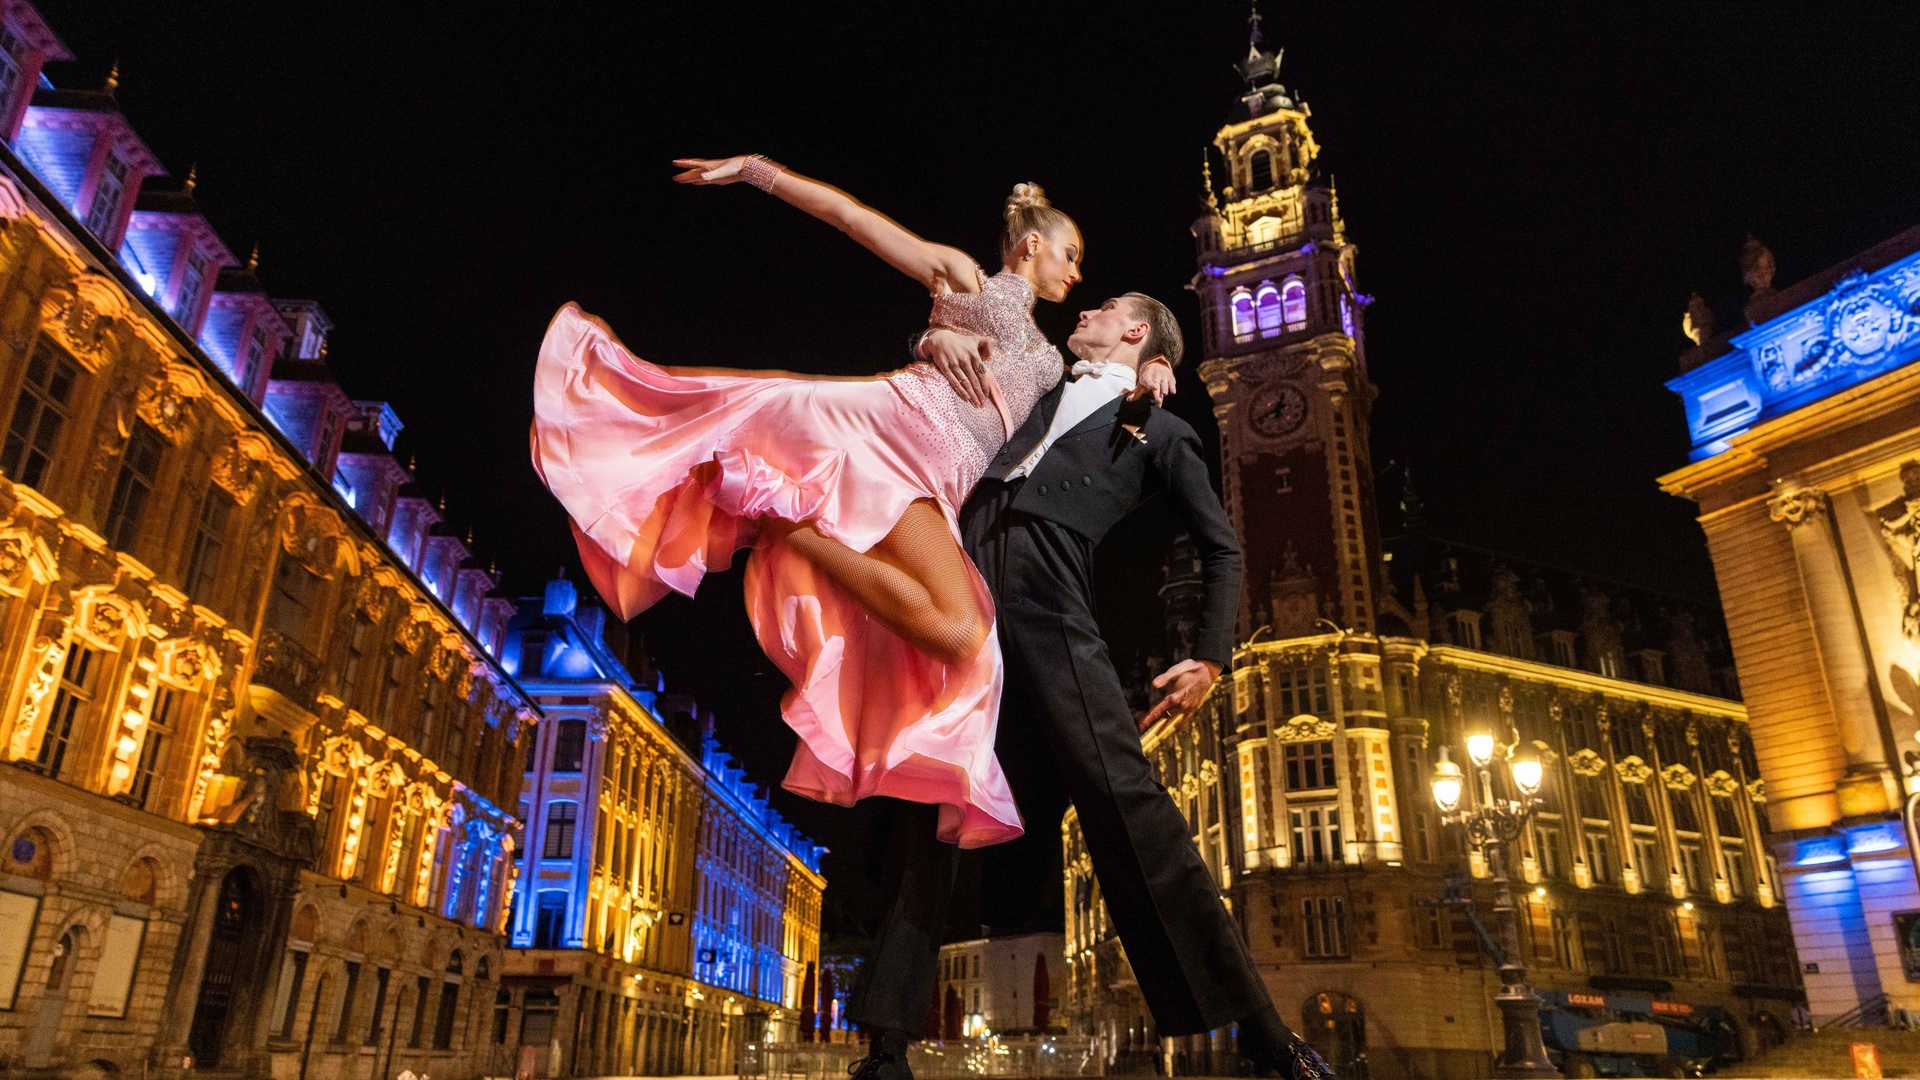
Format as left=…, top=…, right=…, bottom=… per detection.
left=844, top=295, right=1329, bottom=1080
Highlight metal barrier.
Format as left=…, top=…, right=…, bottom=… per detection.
left=745, top=1037, right=1105, bottom=1079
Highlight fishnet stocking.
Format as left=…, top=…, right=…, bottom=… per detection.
left=771, top=499, right=988, bottom=665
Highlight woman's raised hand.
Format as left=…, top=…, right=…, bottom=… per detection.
left=672, top=157, right=750, bottom=185
left=1130, top=357, right=1177, bottom=406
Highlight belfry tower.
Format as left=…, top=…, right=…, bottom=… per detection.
left=1193, top=11, right=1383, bottom=640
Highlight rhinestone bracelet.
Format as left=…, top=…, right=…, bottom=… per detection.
left=740, top=154, right=785, bottom=194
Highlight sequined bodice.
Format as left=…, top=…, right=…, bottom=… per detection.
left=888, top=271, right=1063, bottom=484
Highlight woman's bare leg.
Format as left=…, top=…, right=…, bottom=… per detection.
left=769, top=499, right=989, bottom=665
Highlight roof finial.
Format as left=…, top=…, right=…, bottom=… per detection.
left=183, top=164, right=197, bottom=194
left=246, top=242, right=259, bottom=272
left=1248, top=0, right=1263, bottom=51
left=465, top=526, right=475, bottom=545
left=1202, top=152, right=1218, bottom=211
left=103, top=60, right=119, bottom=96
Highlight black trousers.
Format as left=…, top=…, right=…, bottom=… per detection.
left=846, top=481, right=1272, bottom=1038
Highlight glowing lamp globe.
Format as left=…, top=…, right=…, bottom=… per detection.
left=1430, top=746, right=1465, bottom=813
left=1510, top=756, right=1544, bottom=796
left=1466, top=732, right=1496, bottom=767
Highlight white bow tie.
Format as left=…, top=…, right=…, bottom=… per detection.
left=1070, top=360, right=1125, bottom=380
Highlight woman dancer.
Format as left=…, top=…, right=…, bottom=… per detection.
left=531, top=154, right=1172, bottom=848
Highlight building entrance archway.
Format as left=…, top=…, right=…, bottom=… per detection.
left=187, top=867, right=265, bottom=1067
left=1302, top=991, right=1367, bottom=1078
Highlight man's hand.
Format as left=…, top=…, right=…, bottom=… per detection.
left=1128, top=357, right=1177, bottom=405
left=922, top=328, right=993, bottom=408
left=1141, top=659, right=1222, bottom=730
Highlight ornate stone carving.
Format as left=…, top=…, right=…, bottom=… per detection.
left=159, top=637, right=219, bottom=685
left=41, top=272, right=130, bottom=366
left=1747, top=778, right=1767, bottom=803
left=281, top=495, right=358, bottom=579
left=1567, top=748, right=1607, bottom=777
left=1614, top=755, right=1653, bottom=784
left=1754, top=269, right=1917, bottom=393
left=1661, top=763, right=1697, bottom=791
left=1768, top=488, right=1829, bottom=528
left=134, top=364, right=202, bottom=444
left=211, top=432, right=273, bottom=504
left=1276, top=713, right=1337, bottom=742
left=7, top=623, right=69, bottom=759
left=1704, top=769, right=1741, bottom=798
left=0, top=526, right=55, bottom=596
left=1874, top=462, right=1920, bottom=647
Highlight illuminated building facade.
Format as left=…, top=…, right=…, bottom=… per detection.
left=1663, top=227, right=1920, bottom=1023
left=1064, top=19, right=1800, bottom=1079
left=0, top=5, right=536, bottom=1079
left=931, top=932, right=1063, bottom=1040
left=503, top=577, right=825, bottom=1077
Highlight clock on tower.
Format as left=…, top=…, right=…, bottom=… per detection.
left=1192, top=9, right=1382, bottom=640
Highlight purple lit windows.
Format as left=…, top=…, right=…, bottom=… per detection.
left=85, top=152, right=127, bottom=237
left=173, top=250, right=207, bottom=324
left=1282, top=277, right=1307, bottom=331
left=1229, top=288, right=1255, bottom=343
left=240, top=325, right=268, bottom=392
left=1255, top=282, right=1282, bottom=336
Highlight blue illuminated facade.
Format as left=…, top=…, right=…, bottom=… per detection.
left=1670, top=247, right=1920, bottom=460
left=503, top=578, right=825, bottom=1075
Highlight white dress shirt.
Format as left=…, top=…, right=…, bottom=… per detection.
left=1009, top=360, right=1137, bottom=479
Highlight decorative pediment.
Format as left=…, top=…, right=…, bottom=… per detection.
left=0, top=526, right=57, bottom=597
left=395, top=601, right=435, bottom=653
left=71, top=587, right=142, bottom=650
left=134, top=363, right=205, bottom=444
left=281, top=495, right=358, bottom=579
left=211, top=432, right=275, bottom=504
left=157, top=636, right=221, bottom=686
left=1661, top=763, right=1697, bottom=791
left=1276, top=713, right=1337, bottom=742
left=41, top=272, right=131, bottom=369
left=1703, top=769, right=1740, bottom=798
left=1528, top=739, right=1560, bottom=766
left=1614, top=754, right=1653, bottom=784
left=1567, top=748, right=1607, bottom=777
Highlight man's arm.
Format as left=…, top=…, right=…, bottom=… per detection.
left=1137, top=426, right=1242, bottom=730
left=1161, top=429, right=1243, bottom=669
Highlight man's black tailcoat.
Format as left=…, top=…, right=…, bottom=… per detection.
left=848, top=378, right=1270, bottom=1038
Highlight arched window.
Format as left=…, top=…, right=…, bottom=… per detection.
left=1282, top=277, right=1308, bottom=331
left=1255, top=283, right=1283, bottom=337
left=1229, top=289, right=1256, bottom=343
left=1249, top=150, right=1274, bottom=192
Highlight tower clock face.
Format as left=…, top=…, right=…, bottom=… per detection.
left=1249, top=384, right=1308, bottom=438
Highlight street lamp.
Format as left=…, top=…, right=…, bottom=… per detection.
left=1431, top=733, right=1562, bottom=1079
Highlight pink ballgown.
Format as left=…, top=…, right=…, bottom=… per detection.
left=530, top=271, right=1063, bottom=848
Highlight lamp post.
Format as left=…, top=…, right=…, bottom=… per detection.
left=1431, top=737, right=1562, bottom=1079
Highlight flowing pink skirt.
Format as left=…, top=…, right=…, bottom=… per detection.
left=530, top=304, right=1021, bottom=848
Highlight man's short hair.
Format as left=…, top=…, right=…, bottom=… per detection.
left=1123, top=292, right=1185, bottom=370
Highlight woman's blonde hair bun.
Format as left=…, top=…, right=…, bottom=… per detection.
left=1005, top=182, right=1051, bottom=221
left=1000, top=182, right=1074, bottom=261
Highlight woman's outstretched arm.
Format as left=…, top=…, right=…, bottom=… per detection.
left=674, top=155, right=981, bottom=295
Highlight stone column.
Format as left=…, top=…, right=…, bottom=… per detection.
left=1770, top=489, right=1898, bottom=813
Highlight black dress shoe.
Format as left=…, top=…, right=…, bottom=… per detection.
left=846, top=1049, right=914, bottom=1080
left=848, top=1030, right=915, bottom=1080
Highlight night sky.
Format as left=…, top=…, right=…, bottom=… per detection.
left=40, top=1, right=1920, bottom=939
